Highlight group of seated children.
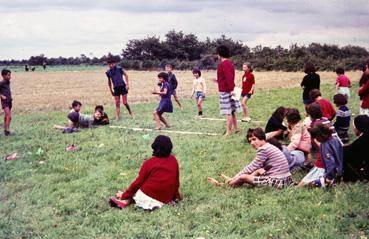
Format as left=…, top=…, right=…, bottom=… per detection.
left=53, top=100, right=109, bottom=133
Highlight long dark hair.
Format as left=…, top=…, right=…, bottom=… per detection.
left=151, top=135, right=173, bottom=158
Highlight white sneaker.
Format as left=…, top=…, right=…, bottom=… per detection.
left=241, top=117, right=251, bottom=122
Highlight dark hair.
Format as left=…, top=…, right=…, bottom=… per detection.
left=307, top=103, right=322, bottom=119
left=286, top=108, right=301, bottom=124
left=95, top=105, right=104, bottom=112
left=333, top=94, right=347, bottom=106
left=192, top=68, right=201, bottom=76
left=151, top=135, right=173, bottom=158
left=272, top=106, right=286, bottom=122
left=157, top=72, right=169, bottom=81
left=309, top=89, right=321, bottom=100
left=308, top=123, right=332, bottom=142
left=246, top=128, right=266, bottom=143
left=335, top=67, right=344, bottom=75
left=72, top=100, right=82, bottom=108
left=266, top=137, right=282, bottom=150
left=165, top=64, right=173, bottom=69
left=1, top=69, right=11, bottom=76
left=304, top=62, right=316, bottom=74
left=216, top=45, right=231, bottom=58
left=354, top=115, right=369, bottom=134
left=107, top=57, right=118, bottom=64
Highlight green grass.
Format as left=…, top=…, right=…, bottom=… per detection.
left=1, top=84, right=368, bottom=238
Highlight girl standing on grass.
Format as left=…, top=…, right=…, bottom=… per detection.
left=240, top=62, right=255, bottom=122
left=301, top=62, right=320, bottom=110
left=191, top=68, right=206, bottom=118
left=152, top=72, right=173, bottom=130
left=109, top=135, right=181, bottom=210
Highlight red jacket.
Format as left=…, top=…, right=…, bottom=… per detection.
left=241, top=72, right=255, bottom=94
left=317, top=98, right=336, bottom=121
left=217, top=59, right=235, bottom=92
left=359, top=80, right=369, bottom=109
left=121, top=155, right=180, bottom=203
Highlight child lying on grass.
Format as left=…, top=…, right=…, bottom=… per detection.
left=109, top=135, right=182, bottom=210
left=208, top=128, right=293, bottom=189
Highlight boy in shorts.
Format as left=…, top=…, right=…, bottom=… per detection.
left=106, top=58, right=134, bottom=120
left=0, top=69, right=12, bottom=136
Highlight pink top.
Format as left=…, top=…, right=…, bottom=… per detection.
left=287, top=122, right=311, bottom=153
left=336, top=75, right=351, bottom=87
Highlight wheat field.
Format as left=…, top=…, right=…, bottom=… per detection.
left=10, top=69, right=363, bottom=111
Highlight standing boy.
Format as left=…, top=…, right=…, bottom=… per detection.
left=0, top=69, right=12, bottom=136
left=165, top=64, right=183, bottom=110
left=106, top=58, right=134, bottom=120
left=216, top=45, right=241, bottom=136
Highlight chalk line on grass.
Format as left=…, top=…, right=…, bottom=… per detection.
left=199, top=117, right=265, bottom=124
left=109, top=126, right=220, bottom=136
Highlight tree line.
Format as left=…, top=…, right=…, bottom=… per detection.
left=1, top=30, right=368, bottom=71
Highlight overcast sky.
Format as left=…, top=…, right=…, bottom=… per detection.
left=1, top=0, right=369, bottom=60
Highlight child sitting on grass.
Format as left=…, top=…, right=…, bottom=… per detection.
left=333, top=94, right=351, bottom=144
left=208, top=128, right=293, bottom=189
left=93, top=105, right=109, bottom=125
left=109, top=135, right=181, bottom=210
left=265, top=106, right=287, bottom=140
left=309, top=89, right=336, bottom=121
left=152, top=72, right=173, bottom=130
left=301, top=124, right=343, bottom=187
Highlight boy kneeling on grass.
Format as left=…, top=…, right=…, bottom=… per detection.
left=109, top=135, right=181, bottom=210
left=208, top=128, right=293, bottom=189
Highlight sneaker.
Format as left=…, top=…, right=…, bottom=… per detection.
left=241, top=117, right=251, bottom=122
left=66, top=144, right=77, bottom=151
left=4, top=130, right=11, bottom=136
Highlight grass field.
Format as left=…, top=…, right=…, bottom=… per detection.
left=0, top=70, right=368, bottom=238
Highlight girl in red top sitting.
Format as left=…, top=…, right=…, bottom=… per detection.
left=241, top=62, right=255, bottom=122
left=109, top=135, right=181, bottom=210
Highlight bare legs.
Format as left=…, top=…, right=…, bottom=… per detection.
left=173, top=93, right=183, bottom=111
left=153, top=111, right=170, bottom=130
left=114, top=95, right=134, bottom=120
left=225, top=112, right=239, bottom=136
left=241, top=96, right=250, bottom=121
left=3, top=107, right=11, bottom=134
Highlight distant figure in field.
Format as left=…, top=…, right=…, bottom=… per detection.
left=240, top=62, right=255, bottom=122
left=106, top=58, right=134, bottom=120
left=265, top=106, right=287, bottom=140
left=343, top=115, right=369, bottom=182
left=335, top=67, right=351, bottom=98
left=31, top=67, right=36, bottom=72
left=165, top=64, right=183, bottom=111
left=25, top=65, right=29, bottom=72
left=309, top=89, right=336, bottom=121
left=358, top=60, right=369, bottom=116
left=43, top=61, right=47, bottom=71
left=0, top=69, right=13, bottom=136
left=207, top=128, right=293, bottom=189
left=191, top=68, right=206, bottom=118
left=301, top=62, right=320, bottom=108
left=333, top=94, right=351, bottom=144
left=109, top=135, right=182, bottom=210
left=152, top=72, right=173, bottom=130
left=216, top=45, right=241, bottom=136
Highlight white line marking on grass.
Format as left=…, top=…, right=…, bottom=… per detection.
left=200, top=117, right=265, bottom=124
left=109, top=126, right=220, bottom=136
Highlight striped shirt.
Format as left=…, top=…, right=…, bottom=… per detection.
left=237, top=143, right=291, bottom=178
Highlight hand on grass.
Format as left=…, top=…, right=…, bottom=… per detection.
left=116, top=191, right=123, bottom=199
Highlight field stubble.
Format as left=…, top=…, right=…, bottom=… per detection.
left=11, top=70, right=362, bottom=111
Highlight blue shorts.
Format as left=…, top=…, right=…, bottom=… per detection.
left=195, top=91, right=205, bottom=99
left=241, top=93, right=252, bottom=99
left=303, top=99, right=313, bottom=105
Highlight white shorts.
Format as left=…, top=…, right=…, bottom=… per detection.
left=133, top=189, right=164, bottom=210
left=301, top=166, right=325, bottom=184
left=338, top=87, right=350, bottom=98
left=360, top=107, right=369, bottom=116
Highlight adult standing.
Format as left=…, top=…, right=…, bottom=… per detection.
left=216, top=45, right=241, bottom=136
left=301, top=62, right=320, bottom=109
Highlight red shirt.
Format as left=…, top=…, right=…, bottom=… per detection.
left=241, top=72, right=255, bottom=94
left=121, top=155, right=180, bottom=203
left=317, top=98, right=336, bottom=121
left=217, top=59, right=235, bottom=93
left=359, top=80, right=369, bottom=109
left=336, top=75, right=351, bottom=87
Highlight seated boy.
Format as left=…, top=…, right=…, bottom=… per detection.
left=208, top=128, right=293, bottom=189
left=93, top=105, right=109, bottom=125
